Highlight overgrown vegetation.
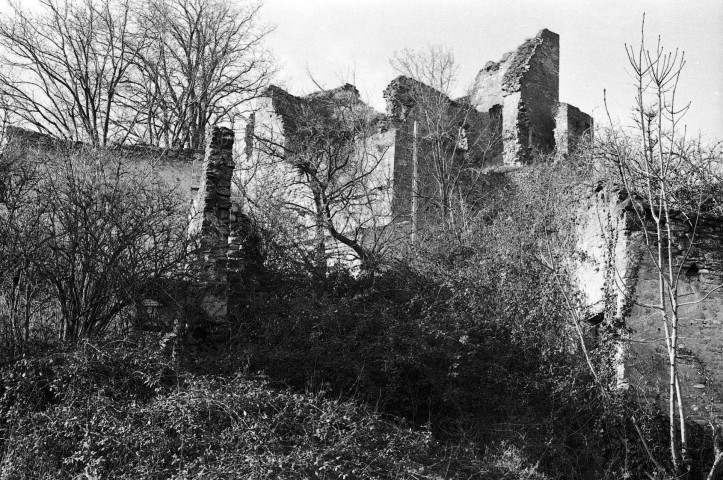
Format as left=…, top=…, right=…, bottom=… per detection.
left=1, top=5, right=722, bottom=479
left=1, top=145, right=720, bottom=478
left=0, top=341, right=493, bottom=479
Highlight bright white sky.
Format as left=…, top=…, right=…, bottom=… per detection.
left=261, top=0, right=723, bottom=142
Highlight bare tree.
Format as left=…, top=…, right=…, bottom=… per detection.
left=0, top=0, right=148, bottom=146
left=0, top=141, right=49, bottom=353
left=599, top=18, right=723, bottom=478
left=128, top=0, right=274, bottom=148
left=0, top=0, right=274, bottom=149
left=1, top=136, right=191, bottom=344
left=247, top=85, right=394, bottom=274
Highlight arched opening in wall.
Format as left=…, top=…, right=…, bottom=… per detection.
left=685, top=263, right=700, bottom=278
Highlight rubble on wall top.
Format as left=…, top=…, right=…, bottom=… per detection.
left=305, top=83, right=360, bottom=103
left=259, top=83, right=386, bottom=146
left=501, top=28, right=558, bottom=94
left=5, top=126, right=204, bottom=159
left=382, top=75, right=467, bottom=123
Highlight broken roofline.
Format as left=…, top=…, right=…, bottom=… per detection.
left=257, top=27, right=591, bottom=167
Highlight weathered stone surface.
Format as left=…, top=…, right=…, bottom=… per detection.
left=573, top=186, right=644, bottom=325
left=472, top=29, right=562, bottom=165
left=242, top=28, right=592, bottom=270
left=572, top=185, right=723, bottom=422
left=626, top=213, right=723, bottom=422
left=501, top=92, right=529, bottom=166
left=241, top=82, right=398, bottom=269
left=383, top=75, right=498, bottom=219
left=5, top=126, right=204, bottom=202
left=246, top=28, right=589, bottom=233
left=188, top=126, right=236, bottom=321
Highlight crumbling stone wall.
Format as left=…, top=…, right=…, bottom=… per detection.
left=626, top=214, right=723, bottom=423
left=572, top=186, right=723, bottom=423
left=3, top=125, right=235, bottom=324
left=471, top=29, right=595, bottom=166
left=517, top=29, right=560, bottom=155
left=188, top=127, right=236, bottom=321
left=472, top=29, right=561, bottom=165
left=241, top=84, right=396, bottom=268
left=5, top=126, right=204, bottom=203
left=383, top=75, right=497, bottom=220
left=244, top=29, right=590, bottom=233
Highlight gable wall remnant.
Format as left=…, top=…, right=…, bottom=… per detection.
left=471, top=29, right=565, bottom=166
left=514, top=29, right=560, bottom=157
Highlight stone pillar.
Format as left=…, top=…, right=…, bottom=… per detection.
left=554, top=103, right=593, bottom=158
left=501, top=92, right=530, bottom=165
left=188, top=126, right=235, bottom=321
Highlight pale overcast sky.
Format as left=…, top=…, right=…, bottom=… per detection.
left=261, top=0, right=723, bottom=142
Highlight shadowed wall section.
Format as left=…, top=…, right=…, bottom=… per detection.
left=188, top=127, right=236, bottom=321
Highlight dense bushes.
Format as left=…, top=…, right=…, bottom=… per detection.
left=0, top=142, right=189, bottom=349
left=0, top=340, right=555, bottom=479
left=226, top=161, right=657, bottom=478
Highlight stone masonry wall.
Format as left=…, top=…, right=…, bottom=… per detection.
left=554, top=103, right=593, bottom=157
left=246, top=29, right=589, bottom=235
left=472, top=29, right=560, bottom=166
left=5, top=126, right=203, bottom=204
left=472, top=55, right=514, bottom=113
left=517, top=29, right=559, bottom=156
left=572, top=185, right=723, bottom=423
left=188, top=127, right=236, bottom=321
left=242, top=84, right=397, bottom=269
left=626, top=214, right=723, bottom=423
left=383, top=75, right=497, bottom=220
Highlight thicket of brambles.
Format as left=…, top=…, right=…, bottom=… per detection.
left=1, top=1, right=722, bottom=478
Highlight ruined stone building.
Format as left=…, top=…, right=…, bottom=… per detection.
left=240, top=28, right=723, bottom=425
left=3, top=28, right=722, bottom=426
left=242, top=29, right=593, bottom=261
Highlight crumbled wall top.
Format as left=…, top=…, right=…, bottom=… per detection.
left=5, top=126, right=204, bottom=199
left=502, top=29, right=558, bottom=93
left=472, top=29, right=558, bottom=113
left=262, top=84, right=382, bottom=142
left=382, top=75, right=466, bottom=124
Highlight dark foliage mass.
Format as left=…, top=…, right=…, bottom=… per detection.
left=0, top=340, right=552, bottom=479
left=227, top=164, right=627, bottom=479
